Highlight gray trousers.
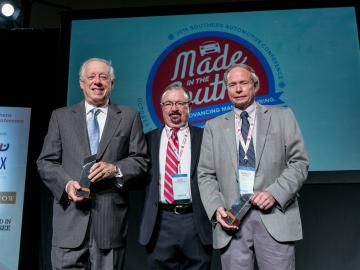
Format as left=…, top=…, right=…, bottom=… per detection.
left=220, top=210, right=295, bottom=270
left=51, top=224, right=125, bottom=270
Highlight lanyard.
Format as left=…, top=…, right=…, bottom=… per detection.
left=235, top=109, right=256, bottom=158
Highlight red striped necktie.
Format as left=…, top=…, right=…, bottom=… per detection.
left=164, top=128, right=179, bottom=203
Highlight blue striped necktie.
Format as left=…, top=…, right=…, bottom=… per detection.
left=239, top=111, right=255, bottom=167
left=87, top=108, right=101, bottom=155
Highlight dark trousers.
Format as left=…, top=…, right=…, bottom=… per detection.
left=146, top=210, right=212, bottom=270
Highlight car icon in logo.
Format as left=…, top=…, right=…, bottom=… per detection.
left=199, top=41, right=221, bottom=56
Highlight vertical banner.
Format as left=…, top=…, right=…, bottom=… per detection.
left=0, top=107, right=31, bottom=270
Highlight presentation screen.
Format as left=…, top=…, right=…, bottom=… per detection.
left=63, top=2, right=360, bottom=172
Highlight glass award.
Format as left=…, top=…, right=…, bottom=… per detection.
left=75, top=154, right=97, bottom=198
left=225, top=193, right=252, bottom=226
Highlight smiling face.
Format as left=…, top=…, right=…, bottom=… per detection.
left=226, top=66, right=259, bottom=110
left=161, top=87, right=191, bottom=128
left=79, top=60, right=114, bottom=107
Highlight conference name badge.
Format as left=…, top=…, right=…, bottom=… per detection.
left=238, top=166, right=255, bottom=195
left=172, top=174, right=191, bottom=201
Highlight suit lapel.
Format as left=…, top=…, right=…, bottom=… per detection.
left=189, top=125, right=200, bottom=177
left=152, top=128, right=163, bottom=182
left=255, top=104, right=271, bottom=169
left=71, top=101, right=91, bottom=157
left=97, top=104, right=122, bottom=159
left=223, top=112, right=238, bottom=174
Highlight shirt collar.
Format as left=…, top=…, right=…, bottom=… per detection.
left=85, top=100, right=109, bottom=115
left=234, top=102, right=256, bottom=118
left=164, top=123, right=189, bottom=134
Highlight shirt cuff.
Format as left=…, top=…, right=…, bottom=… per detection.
left=65, top=180, right=76, bottom=194
left=115, top=166, right=123, bottom=178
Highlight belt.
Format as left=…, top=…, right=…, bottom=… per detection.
left=159, top=203, right=193, bottom=214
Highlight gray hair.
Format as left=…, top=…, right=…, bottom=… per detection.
left=223, top=63, right=260, bottom=88
left=79, top=58, right=115, bottom=81
left=160, top=85, right=191, bottom=102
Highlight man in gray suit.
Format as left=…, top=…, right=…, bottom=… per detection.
left=37, top=58, right=148, bottom=269
left=198, top=64, right=309, bottom=270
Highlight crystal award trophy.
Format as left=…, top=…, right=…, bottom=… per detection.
left=225, top=193, right=252, bottom=226
left=75, top=154, right=97, bottom=198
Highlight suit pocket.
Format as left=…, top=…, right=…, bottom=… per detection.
left=112, top=196, right=126, bottom=206
left=112, top=193, right=128, bottom=206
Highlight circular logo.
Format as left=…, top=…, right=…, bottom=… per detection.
left=146, top=31, right=277, bottom=127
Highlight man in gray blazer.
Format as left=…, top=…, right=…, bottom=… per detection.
left=198, top=64, right=309, bottom=270
left=37, top=58, right=148, bottom=269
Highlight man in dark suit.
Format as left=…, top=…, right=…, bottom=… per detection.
left=139, top=85, right=212, bottom=270
left=37, top=58, right=148, bottom=269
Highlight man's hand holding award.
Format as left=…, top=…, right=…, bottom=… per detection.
left=225, top=193, right=253, bottom=227
left=75, top=154, right=97, bottom=198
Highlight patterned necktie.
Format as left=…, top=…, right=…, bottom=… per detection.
left=164, top=128, right=179, bottom=204
left=239, top=111, right=255, bottom=167
left=87, top=108, right=101, bottom=155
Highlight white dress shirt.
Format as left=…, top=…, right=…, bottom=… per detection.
left=234, top=102, right=257, bottom=158
left=85, top=100, right=123, bottom=177
left=159, top=124, right=192, bottom=203
left=85, top=100, right=108, bottom=139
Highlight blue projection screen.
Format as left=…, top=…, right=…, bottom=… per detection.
left=65, top=4, right=360, bottom=172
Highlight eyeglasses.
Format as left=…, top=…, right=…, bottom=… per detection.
left=86, top=74, right=110, bottom=82
left=161, top=101, right=189, bottom=109
left=227, top=80, right=253, bottom=89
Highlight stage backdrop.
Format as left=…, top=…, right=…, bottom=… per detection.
left=65, top=5, right=360, bottom=172
left=0, top=107, right=31, bottom=270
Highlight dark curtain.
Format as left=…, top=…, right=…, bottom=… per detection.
left=0, top=28, right=64, bottom=269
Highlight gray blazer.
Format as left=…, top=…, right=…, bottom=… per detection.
left=37, top=101, right=148, bottom=249
left=198, top=103, right=309, bottom=249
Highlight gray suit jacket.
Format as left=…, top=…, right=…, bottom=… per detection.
left=198, top=103, right=309, bottom=249
left=37, top=101, right=148, bottom=249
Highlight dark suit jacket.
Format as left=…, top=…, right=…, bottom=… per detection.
left=37, top=101, right=148, bottom=249
left=138, top=125, right=212, bottom=246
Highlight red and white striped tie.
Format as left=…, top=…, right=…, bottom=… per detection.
left=164, top=128, right=179, bottom=203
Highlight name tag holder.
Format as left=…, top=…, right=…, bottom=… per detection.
left=238, top=166, right=255, bottom=195
left=172, top=173, right=191, bottom=203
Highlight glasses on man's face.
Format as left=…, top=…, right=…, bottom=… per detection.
left=161, top=101, right=189, bottom=109
left=86, top=74, right=110, bottom=82
left=227, top=80, right=253, bottom=90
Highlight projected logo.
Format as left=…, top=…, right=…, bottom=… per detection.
left=0, top=143, right=9, bottom=151
left=146, top=31, right=283, bottom=127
